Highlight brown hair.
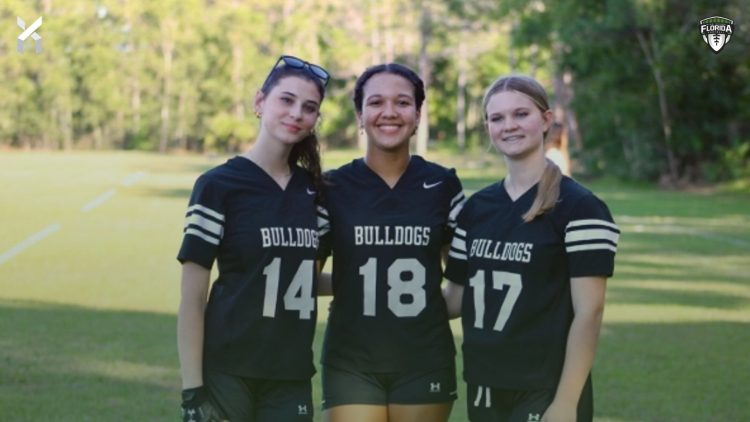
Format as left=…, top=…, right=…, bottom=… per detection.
left=261, top=66, right=325, bottom=198
left=482, top=75, right=562, bottom=223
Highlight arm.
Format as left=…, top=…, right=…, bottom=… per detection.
left=177, top=261, right=211, bottom=389
left=442, top=280, right=464, bottom=319
left=441, top=243, right=464, bottom=319
left=316, top=258, right=333, bottom=296
left=543, top=276, right=607, bottom=422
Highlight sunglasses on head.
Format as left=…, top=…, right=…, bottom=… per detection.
left=270, top=55, right=330, bottom=87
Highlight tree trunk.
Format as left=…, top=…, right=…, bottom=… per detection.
left=383, top=0, right=394, bottom=62
left=456, top=30, right=467, bottom=151
left=636, top=30, right=679, bottom=182
left=159, top=33, right=174, bottom=153
left=416, top=2, right=431, bottom=156
left=176, top=89, right=187, bottom=150
left=232, top=42, right=244, bottom=120
left=369, top=0, right=382, bottom=64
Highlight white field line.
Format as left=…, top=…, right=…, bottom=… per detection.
left=121, top=171, right=147, bottom=187
left=0, top=223, right=61, bottom=266
left=81, top=189, right=116, bottom=212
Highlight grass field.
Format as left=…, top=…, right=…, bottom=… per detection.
left=1, top=150, right=749, bottom=421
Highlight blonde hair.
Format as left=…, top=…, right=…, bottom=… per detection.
left=482, top=75, right=562, bottom=223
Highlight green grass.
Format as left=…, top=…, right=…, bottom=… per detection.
left=1, top=150, right=749, bottom=421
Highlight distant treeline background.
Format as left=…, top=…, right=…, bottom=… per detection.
left=1, top=0, right=748, bottom=183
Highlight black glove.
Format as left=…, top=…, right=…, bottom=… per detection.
left=181, top=386, right=224, bottom=422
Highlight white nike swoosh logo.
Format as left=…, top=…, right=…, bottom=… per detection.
left=423, top=181, right=443, bottom=189
left=306, top=188, right=316, bottom=195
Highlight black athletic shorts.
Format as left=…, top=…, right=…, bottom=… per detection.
left=321, top=364, right=457, bottom=409
left=466, top=376, right=593, bottom=422
left=204, top=369, right=313, bottom=422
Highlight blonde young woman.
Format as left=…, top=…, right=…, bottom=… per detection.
left=443, top=75, right=620, bottom=422
left=177, top=56, right=329, bottom=422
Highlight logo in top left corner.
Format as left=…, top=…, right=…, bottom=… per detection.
left=17, top=16, right=43, bottom=53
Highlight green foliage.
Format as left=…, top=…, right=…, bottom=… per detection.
left=514, top=0, right=750, bottom=182
left=0, top=0, right=748, bottom=183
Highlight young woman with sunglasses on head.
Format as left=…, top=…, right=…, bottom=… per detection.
left=443, top=75, right=620, bottom=422
left=317, top=63, right=466, bottom=422
left=177, top=56, right=329, bottom=422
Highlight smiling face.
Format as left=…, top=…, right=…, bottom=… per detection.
left=255, top=75, right=322, bottom=146
left=485, top=90, right=552, bottom=160
left=358, top=73, right=421, bottom=153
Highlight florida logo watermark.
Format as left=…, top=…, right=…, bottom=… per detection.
left=700, top=16, right=733, bottom=54
left=17, top=16, right=43, bottom=53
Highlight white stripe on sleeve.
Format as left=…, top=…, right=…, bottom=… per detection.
left=565, top=228, right=620, bottom=244
left=566, top=243, right=618, bottom=253
left=451, top=237, right=467, bottom=252
left=448, top=250, right=467, bottom=260
left=187, top=204, right=225, bottom=222
left=185, top=228, right=220, bottom=245
left=566, top=219, right=619, bottom=231
left=450, top=191, right=465, bottom=207
left=185, top=214, right=224, bottom=237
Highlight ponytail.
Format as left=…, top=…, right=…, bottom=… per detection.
left=522, top=159, right=562, bottom=223
left=288, top=133, right=324, bottom=201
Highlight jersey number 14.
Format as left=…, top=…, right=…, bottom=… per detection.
left=262, top=258, right=315, bottom=320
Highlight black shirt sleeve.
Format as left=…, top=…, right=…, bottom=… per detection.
left=177, top=174, right=226, bottom=270
left=564, top=193, right=620, bottom=277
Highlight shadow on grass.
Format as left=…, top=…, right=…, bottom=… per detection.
left=596, top=321, right=749, bottom=421
left=0, top=300, right=337, bottom=421
left=2, top=300, right=746, bottom=421
left=606, top=285, right=749, bottom=309
left=0, top=300, right=180, bottom=421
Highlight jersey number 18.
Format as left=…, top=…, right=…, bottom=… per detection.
left=359, top=257, right=426, bottom=317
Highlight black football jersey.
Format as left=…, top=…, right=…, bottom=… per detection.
left=444, top=176, right=619, bottom=389
left=318, top=156, right=466, bottom=372
left=177, top=156, right=320, bottom=380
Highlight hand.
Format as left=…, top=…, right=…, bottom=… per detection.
left=541, top=399, right=576, bottom=422
left=181, top=386, right=224, bottom=422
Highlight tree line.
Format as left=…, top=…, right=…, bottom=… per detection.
left=1, top=0, right=747, bottom=183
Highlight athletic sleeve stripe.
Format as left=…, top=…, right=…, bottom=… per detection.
left=187, top=204, right=224, bottom=222
left=449, top=196, right=466, bottom=220
left=185, top=214, right=224, bottom=237
left=448, top=250, right=467, bottom=260
left=317, top=205, right=330, bottom=236
left=566, top=243, right=617, bottom=253
left=566, top=219, right=619, bottom=231
left=450, top=191, right=465, bottom=207
left=451, top=237, right=467, bottom=252
left=185, top=228, right=220, bottom=245
left=455, top=227, right=467, bottom=237
left=565, top=228, right=620, bottom=244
